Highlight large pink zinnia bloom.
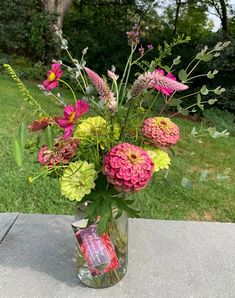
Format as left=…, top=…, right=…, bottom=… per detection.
left=102, top=143, right=154, bottom=192
left=57, top=100, right=89, bottom=139
left=43, top=63, right=63, bottom=91
left=153, top=68, right=176, bottom=96
left=142, top=117, right=180, bottom=147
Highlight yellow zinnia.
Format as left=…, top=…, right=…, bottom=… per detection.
left=146, top=148, right=171, bottom=172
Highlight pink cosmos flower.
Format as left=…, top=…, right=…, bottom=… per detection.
left=141, top=117, right=180, bottom=147
left=43, top=63, right=63, bottom=91
left=153, top=69, right=177, bottom=96
left=102, top=143, right=154, bottom=192
left=57, top=100, right=89, bottom=139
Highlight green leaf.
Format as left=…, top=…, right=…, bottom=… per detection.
left=197, top=94, right=204, bottom=110
left=17, top=123, right=28, bottom=149
left=13, top=139, right=23, bottom=167
left=201, top=53, right=213, bottom=62
left=45, top=126, right=53, bottom=150
left=214, top=52, right=220, bottom=57
left=164, top=65, right=170, bottom=73
left=178, top=69, right=187, bottom=82
left=173, top=56, right=181, bottom=65
left=213, top=86, right=225, bottom=95
left=181, top=177, right=192, bottom=189
left=207, top=71, right=214, bottom=79
left=200, top=170, right=208, bottom=182
left=167, top=98, right=182, bottom=106
left=200, top=85, right=209, bottom=95
left=208, top=99, right=217, bottom=105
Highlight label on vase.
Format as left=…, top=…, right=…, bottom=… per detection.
left=75, top=225, right=120, bottom=275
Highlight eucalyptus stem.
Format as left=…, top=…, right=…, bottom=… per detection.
left=141, top=91, right=160, bottom=122
left=65, top=49, right=87, bottom=91
left=119, top=100, right=134, bottom=141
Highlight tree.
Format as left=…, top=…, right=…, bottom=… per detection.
left=206, top=0, right=229, bottom=34
left=44, top=0, right=72, bottom=30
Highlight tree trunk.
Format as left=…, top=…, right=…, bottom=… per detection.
left=44, top=0, right=72, bottom=30
left=219, top=0, right=227, bottom=34
left=173, top=0, right=181, bottom=37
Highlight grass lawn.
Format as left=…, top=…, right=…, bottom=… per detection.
left=0, top=75, right=235, bottom=222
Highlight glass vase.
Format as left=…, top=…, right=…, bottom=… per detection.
left=73, top=204, right=128, bottom=288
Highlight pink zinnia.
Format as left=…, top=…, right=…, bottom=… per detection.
left=102, top=143, right=154, bottom=192
left=38, top=138, right=79, bottom=167
left=43, top=63, right=63, bottom=91
left=57, top=100, right=89, bottom=139
left=153, top=69, right=176, bottom=96
left=141, top=117, right=180, bottom=147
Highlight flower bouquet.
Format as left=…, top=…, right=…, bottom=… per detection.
left=4, top=24, right=230, bottom=288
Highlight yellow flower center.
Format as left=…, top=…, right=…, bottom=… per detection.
left=69, top=112, right=76, bottom=123
left=127, top=152, right=142, bottom=164
left=48, top=72, right=56, bottom=82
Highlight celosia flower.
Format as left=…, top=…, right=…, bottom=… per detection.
left=131, top=70, right=188, bottom=98
left=38, top=138, right=78, bottom=167
left=57, top=100, right=89, bottom=139
left=43, top=63, right=63, bottom=91
left=28, top=117, right=53, bottom=132
left=61, top=160, right=98, bottom=201
left=102, top=143, right=154, bottom=192
left=84, top=67, right=117, bottom=111
left=74, top=116, right=119, bottom=147
left=142, top=117, right=180, bottom=147
left=145, top=147, right=171, bottom=172
left=153, top=69, right=176, bottom=96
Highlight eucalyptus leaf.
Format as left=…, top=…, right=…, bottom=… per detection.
left=201, top=53, right=213, bottom=62
left=191, top=126, right=197, bottom=136
left=200, top=170, right=208, bottom=182
left=200, top=85, right=209, bottom=95
left=208, top=99, right=217, bottom=105
left=173, top=56, right=181, bottom=65
left=181, top=177, right=192, bottom=189
left=178, top=69, right=187, bottom=81
left=167, top=98, right=182, bottom=106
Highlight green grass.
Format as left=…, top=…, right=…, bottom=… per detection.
left=0, top=75, right=235, bottom=222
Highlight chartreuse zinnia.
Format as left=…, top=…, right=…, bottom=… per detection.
left=74, top=116, right=119, bottom=148
left=61, top=160, right=98, bottom=201
left=145, top=147, right=171, bottom=172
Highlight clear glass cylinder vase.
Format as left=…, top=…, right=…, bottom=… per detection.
left=73, top=204, right=128, bottom=288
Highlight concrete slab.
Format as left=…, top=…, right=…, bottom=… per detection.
left=0, top=213, right=19, bottom=244
left=0, top=215, right=234, bottom=298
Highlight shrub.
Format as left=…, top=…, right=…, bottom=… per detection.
left=203, top=108, right=235, bottom=136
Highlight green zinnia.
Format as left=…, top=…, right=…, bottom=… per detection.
left=61, top=160, right=98, bottom=201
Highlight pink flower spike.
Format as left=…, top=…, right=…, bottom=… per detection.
left=84, top=66, right=117, bottom=111
left=42, top=63, right=63, bottom=91
left=57, top=99, right=89, bottom=139
left=153, top=68, right=177, bottom=96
